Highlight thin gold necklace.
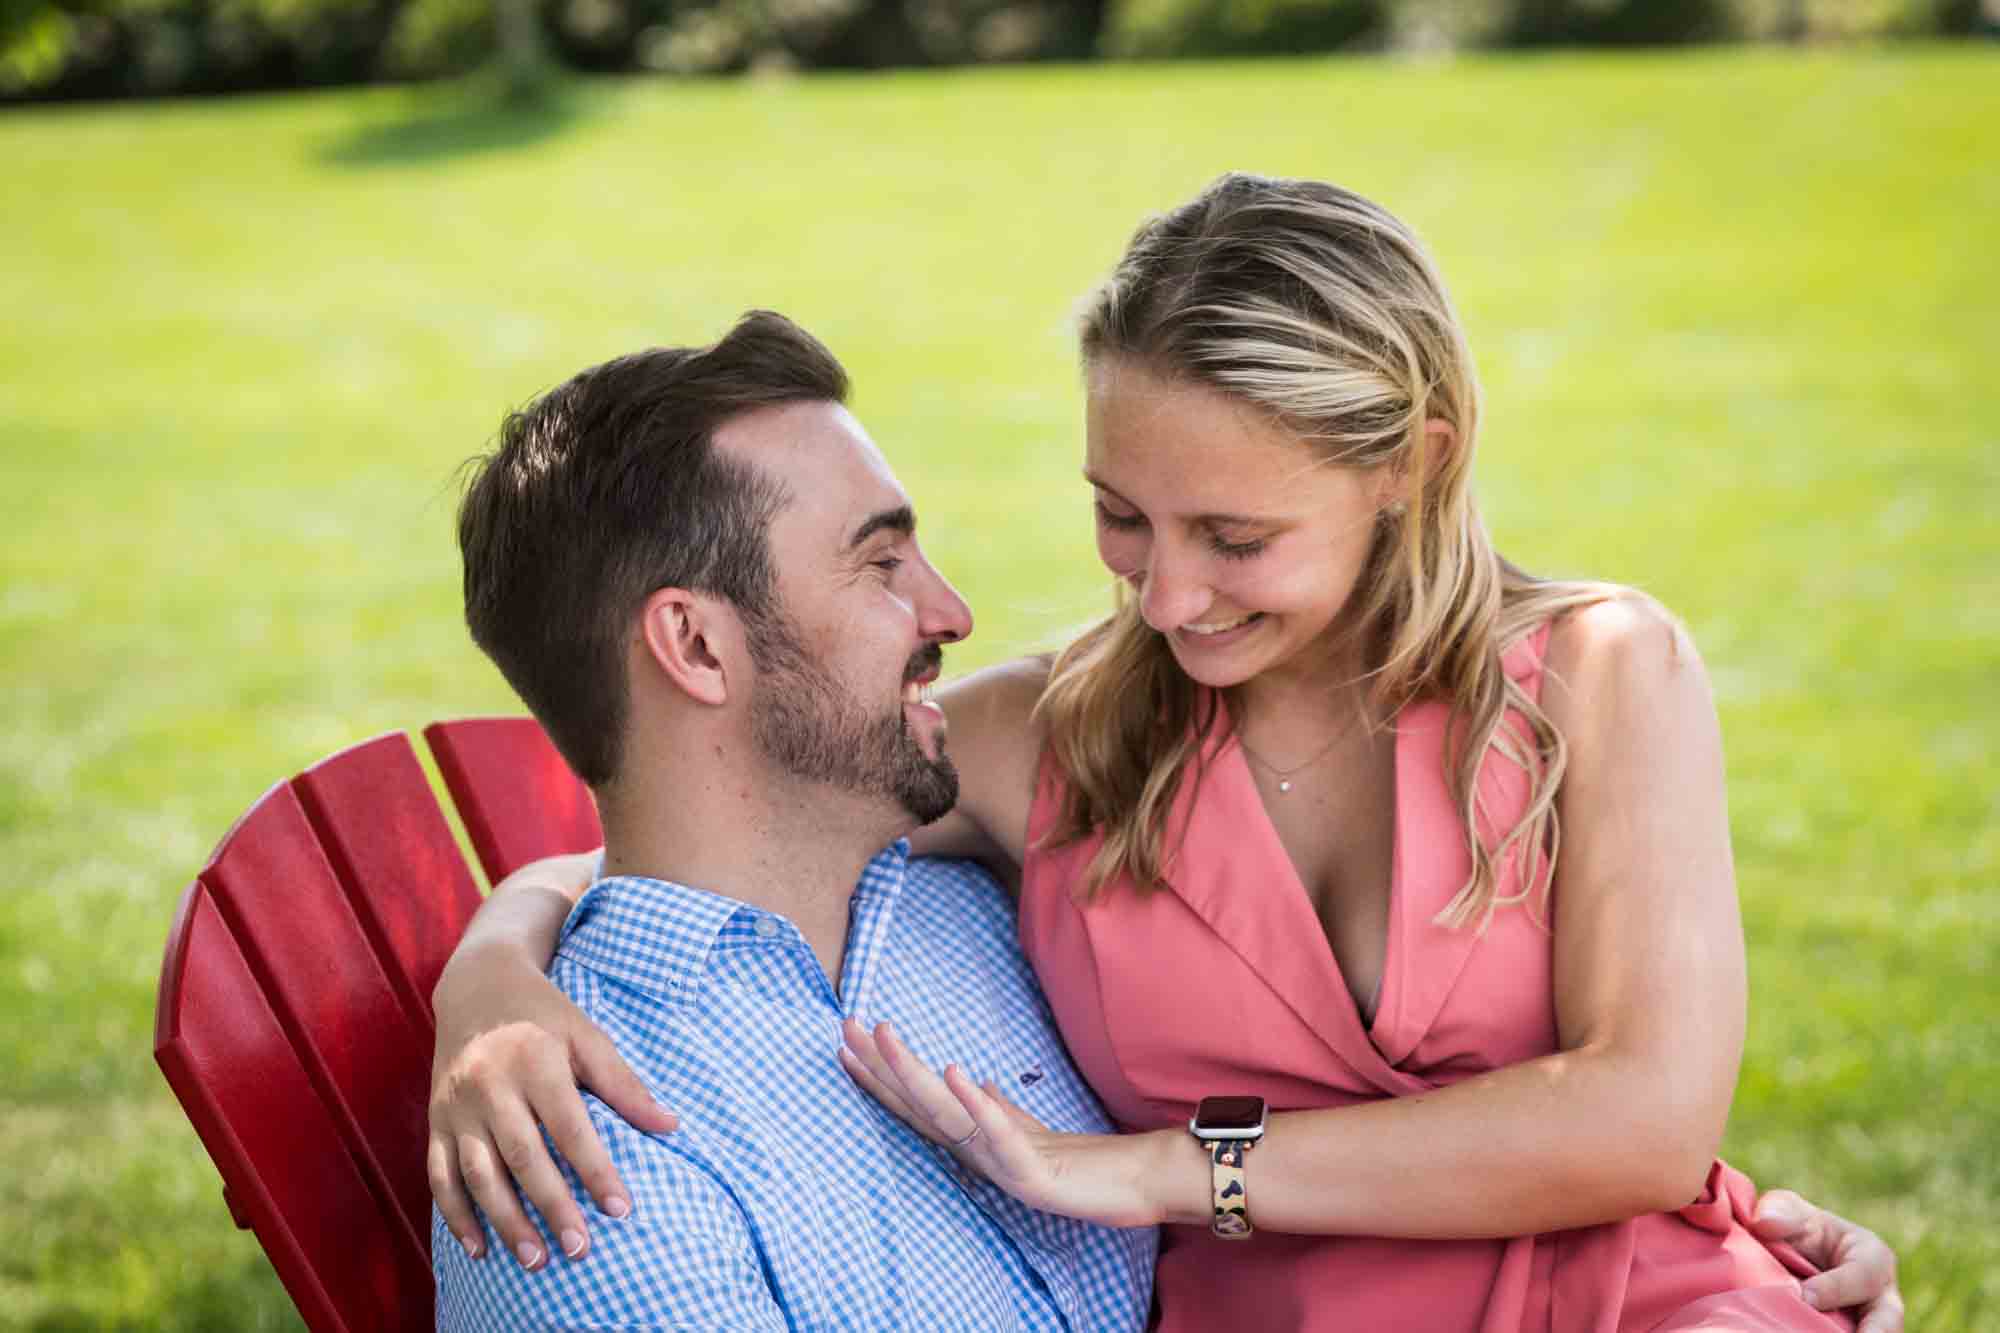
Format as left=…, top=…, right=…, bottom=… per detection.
left=1235, top=708, right=1363, bottom=794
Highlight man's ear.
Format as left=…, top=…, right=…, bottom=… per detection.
left=637, top=587, right=735, bottom=707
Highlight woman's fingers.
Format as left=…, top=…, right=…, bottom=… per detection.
left=430, top=1010, right=681, bottom=1263
left=985, top=1082, right=1047, bottom=1133
left=840, top=1019, right=951, bottom=1136
left=837, top=1018, right=899, bottom=1101
left=455, top=1120, right=551, bottom=1270
left=841, top=1022, right=1146, bottom=1229
left=547, top=1024, right=676, bottom=1228
left=872, top=1021, right=982, bottom=1142
left=837, top=1042, right=936, bottom=1140
left=573, top=1024, right=679, bottom=1137
left=840, top=1019, right=1057, bottom=1198
left=456, top=1029, right=592, bottom=1261
left=498, top=1083, right=599, bottom=1262
left=838, top=1020, right=914, bottom=1111
left=940, top=1066, right=1042, bottom=1175
left=426, top=1132, right=485, bottom=1258
left=940, top=1066, right=1012, bottom=1134
left=840, top=1019, right=989, bottom=1149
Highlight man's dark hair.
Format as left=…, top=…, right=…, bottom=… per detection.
left=458, top=310, right=849, bottom=787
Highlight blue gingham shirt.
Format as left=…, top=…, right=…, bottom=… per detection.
left=433, top=844, right=1156, bottom=1331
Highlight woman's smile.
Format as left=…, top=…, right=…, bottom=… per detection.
left=1173, top=610, right=1266, bottom=648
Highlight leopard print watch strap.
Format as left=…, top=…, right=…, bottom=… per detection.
left=1209, top=1138, right=1253, bottom=1239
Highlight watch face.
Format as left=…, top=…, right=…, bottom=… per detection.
left=1194, top=1096, right=1267, bottom=1132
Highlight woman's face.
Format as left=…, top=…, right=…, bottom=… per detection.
left=1084, top=357, right=1393, bottom=693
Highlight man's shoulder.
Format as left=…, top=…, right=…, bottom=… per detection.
left=553, top=874, right=741, bottom=1003
left=546, top=952, right=703, bottom=1076
left=433, top=1086, right=797, bottom=1331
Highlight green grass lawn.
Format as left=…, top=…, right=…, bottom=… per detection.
left=3, top=42, right=1994, bottom=1329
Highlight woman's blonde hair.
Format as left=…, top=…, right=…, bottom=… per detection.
left=1038, top=173, right=1614, bottom=928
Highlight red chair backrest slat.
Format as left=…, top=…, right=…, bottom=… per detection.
left=155, top=730, right=490, bottom=1333
left=294, top=735, right=484, bottom=1022
left=157, top=883, right=418, bottom=1331
left=424, top=717, right=601, bottom=883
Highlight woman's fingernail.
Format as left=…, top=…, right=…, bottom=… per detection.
left=459, top=1233, right=483, bottom=1258
left=1800, top=1284, right=1826, bottom=1311
left=560, top=1228, right=587, bottom=1258
left=605, top=1194, right=631, bottom=1219
left=516, top=1240, right=544, bottom=1270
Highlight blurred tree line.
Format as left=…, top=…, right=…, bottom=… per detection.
left=2, top=0, right=1991, bottom=100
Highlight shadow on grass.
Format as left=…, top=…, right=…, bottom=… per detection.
left=318, top=79, right=590, bottom=169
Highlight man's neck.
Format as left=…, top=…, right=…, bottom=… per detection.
left=596, top=758, right=905, bottom=987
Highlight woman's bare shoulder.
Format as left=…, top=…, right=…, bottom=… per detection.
left=940, top=654, right=1053, bottom=725
left=1542, top=589, right=1704, bottom=719
left=931, top=655, right=1053, bottom=865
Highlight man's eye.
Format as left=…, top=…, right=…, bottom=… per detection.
left=871, top=557, right=904, bottom=573
left=1093, top=499, right=1145, bottom=530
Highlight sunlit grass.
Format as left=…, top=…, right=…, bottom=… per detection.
left=2, top=44, right=1994, bottom=1328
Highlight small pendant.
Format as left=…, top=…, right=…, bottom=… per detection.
left=1277, top=779, right=1292, bottom=793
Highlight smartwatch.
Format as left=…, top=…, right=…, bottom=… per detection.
left=1188, top=1095, right=1267, bottom=1240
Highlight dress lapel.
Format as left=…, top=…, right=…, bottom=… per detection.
left=1159, top=717, right=1414, bottom=1098
left=1369, top=698, right=1487, bottom=1071
left=1375, top=626, right=1555, bottom=1072
left=1155, top=624, right=1552, bottom=1095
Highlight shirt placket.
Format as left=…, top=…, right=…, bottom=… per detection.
left=837, top=857, right=901, bottom=1020
left=734, top=910, right=843, bottom=1012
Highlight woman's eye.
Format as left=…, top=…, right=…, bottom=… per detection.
left=1093, top=499, right=1145, bottom=530
left=1207, top=531, right=1267, bottom=560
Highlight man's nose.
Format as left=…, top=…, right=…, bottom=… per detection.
left=917, top=560, right=973, bottom=645
left=1137, top=541, right=1207, bottom=633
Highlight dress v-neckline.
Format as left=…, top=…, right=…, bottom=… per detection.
left=1200, top=688, right=1408, bottom=1064
left=1141, top=685, right=1510, bottom=1092
left=1215, top=707, right=1402, bottom=1061
left=1076, top=629, right=1552, bottom=1100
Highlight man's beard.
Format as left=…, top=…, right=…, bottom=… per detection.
left=742, top=603, right=958, bottom=825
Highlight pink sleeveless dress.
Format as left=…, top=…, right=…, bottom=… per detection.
left=1019, top=627, right=1850, bottom=1333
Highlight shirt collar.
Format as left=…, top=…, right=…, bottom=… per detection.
left=555, top=839, right=911, bottom=1001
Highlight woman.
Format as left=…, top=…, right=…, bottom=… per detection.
left=428, top=175, right=1902, bottom=1329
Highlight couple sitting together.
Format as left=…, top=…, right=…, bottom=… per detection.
left=430, top=174, right=1902, bottom=1330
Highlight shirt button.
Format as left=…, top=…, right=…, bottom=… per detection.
left=753, top=916, right=780, bottom=939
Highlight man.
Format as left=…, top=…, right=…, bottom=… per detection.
left=434, top=312, right=1902, bottom=1331
left=435, top=311, right=1155, bottom=1329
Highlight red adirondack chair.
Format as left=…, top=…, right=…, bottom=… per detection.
left=154, top=718, right=601, bottom=1332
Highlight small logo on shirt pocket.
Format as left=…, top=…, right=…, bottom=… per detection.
left=1018, top=1065, right=1043, bottom=1087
